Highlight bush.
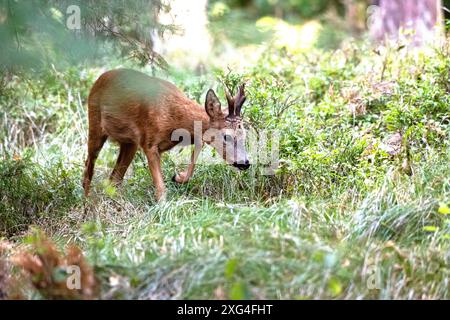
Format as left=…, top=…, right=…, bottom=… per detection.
left=0, top=156, right=81, bottom=237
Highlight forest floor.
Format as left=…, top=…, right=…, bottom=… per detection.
left=0, top=16, right=449, bottom=299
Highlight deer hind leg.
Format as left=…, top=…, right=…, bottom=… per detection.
left=110, top=143, right=138, bottom=185
left=143, top=145, right=166, bottom=202
left=83, top=133, right=107, bottom=196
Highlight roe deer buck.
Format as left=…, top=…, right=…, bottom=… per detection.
left=82, top=69, right=250, bottom=201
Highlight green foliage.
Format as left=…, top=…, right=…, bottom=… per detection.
left=0, top=0, right=169, bottom=72
left=208, top=3, right=347, bottom=51
left=0, top=22, right=449, bottom=298
left=211, top=0, right=340, bottom=19
left=0, top=156, right=81, bottom=237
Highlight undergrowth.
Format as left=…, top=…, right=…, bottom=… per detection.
left=0, top=38, right=449, bottom=299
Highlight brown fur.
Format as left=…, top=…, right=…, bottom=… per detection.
left=82, top=69, right=248, bottom=201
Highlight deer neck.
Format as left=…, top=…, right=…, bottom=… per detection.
left=181, top=100, right=211, bottom=140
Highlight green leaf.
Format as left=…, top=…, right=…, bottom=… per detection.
left=102, top=180, right=117, bottom=197
left=81, top=222, right=98, bottom=235
left=328, top=277, right=342, bottom=297
left=224, top=258, right=238, bottom=280
left=438, top=203, right=450, bottom=215
left=229, top=281, right=247, bottom=300
left=423, top=226, right=438, bottom=232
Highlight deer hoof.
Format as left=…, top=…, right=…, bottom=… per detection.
left=172, top=173, right=189, bottom=184
left=157, top=192, right=167, bottom=203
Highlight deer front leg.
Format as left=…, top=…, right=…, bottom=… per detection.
left=144, top=146, right=166, bottom=202
left=172, top=142, right=203, bottom=184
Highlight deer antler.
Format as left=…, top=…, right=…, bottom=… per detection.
left=222, top=80, right=246, bottom=119
left=234, top=84, right=246, bottom=117
left=223, top=82, right=235, bottom=117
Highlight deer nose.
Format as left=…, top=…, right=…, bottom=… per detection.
left=233, top=160, right=250, bottom=170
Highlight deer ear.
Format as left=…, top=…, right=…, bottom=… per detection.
left=205, top=89, right=222, bottom=119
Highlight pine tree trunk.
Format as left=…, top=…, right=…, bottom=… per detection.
left=370, top=0, right=443, bottom=45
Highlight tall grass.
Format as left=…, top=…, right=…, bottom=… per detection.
left=0, top=39, right=449, bottom=299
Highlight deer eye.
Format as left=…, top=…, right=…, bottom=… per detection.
left=223, top=134, right=233, bottom=142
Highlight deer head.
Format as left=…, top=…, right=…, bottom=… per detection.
left=204, top=83, right=250, bottom=170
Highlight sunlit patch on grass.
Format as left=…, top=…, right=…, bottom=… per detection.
left=256, top=17, right=322, bottom=52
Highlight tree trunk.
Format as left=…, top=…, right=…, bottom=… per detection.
left=369, top=0, right=443, bottom=45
